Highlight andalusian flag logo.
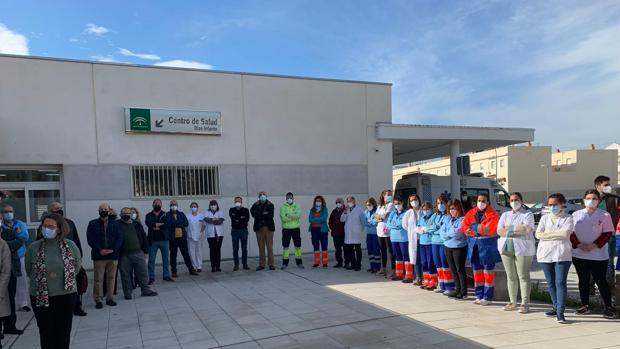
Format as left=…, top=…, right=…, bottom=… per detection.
left=129, top=108, right=151, bottom=131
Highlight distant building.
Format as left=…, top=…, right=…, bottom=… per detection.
left=393, top=144, right=618, bottom=203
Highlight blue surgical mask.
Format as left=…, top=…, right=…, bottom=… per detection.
left=3, top=212, right=14, bottom=221
left=386, top=196, right=393, bottom=203
left=422, top=210, right=431, bottom=217
left=549, top=205, right=561, bottom=215
left=437, top=204, right=446, bottom=212
left=43, top=228, right=57, bottom=239
left=191, top=207, right=198, bottom=213
left=260, top=195, right=267, bottom=201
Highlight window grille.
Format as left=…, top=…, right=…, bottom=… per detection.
left=131, top=165, right=220, bottom=197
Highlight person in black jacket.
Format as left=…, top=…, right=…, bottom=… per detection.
left=229, top=197, right=250, bottom=271
left=0, top=218, right=24, bottom=336
left=166, top=200, right=197, bottom=278
left=250, top=192, right=275, bottom=271
left=594, top=175, right=619, bottom=286
left=145, top=199, right=174, bottom=284
left=117, top=207, right=158, bottom=300
left=39, top=202, right=87, bottom=316
left=86, top=203, right=123, bottom=309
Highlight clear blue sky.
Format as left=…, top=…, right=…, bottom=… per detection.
left=1, top=0, right=619, bottom=149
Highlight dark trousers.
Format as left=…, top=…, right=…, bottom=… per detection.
left=32, top=293, right=77, bottom=349
left=231, top=229, right=249, bottom=267
left=170, top=237, right=194, bottom=273
left=378, top=236, right=395, bottom=269
left=207, top=236, right=224, bottom=268
left=573, top=257, right=612, bottom=307
left=344, top=244, right=362, bottom=268
left=311, top=227, right=329, bottom=251
left=0, top=275, right=17, bottom=332
left=445, top=246, right=468, bottom=297
left=332, top=235, right=344, bottom=265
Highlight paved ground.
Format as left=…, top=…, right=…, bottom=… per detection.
left=4, top=255, right=620, bottom=349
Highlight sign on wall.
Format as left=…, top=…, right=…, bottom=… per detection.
left=124, top=108, right=222, bottom=135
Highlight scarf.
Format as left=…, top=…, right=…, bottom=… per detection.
left=33, top=239, right=76, bottom=307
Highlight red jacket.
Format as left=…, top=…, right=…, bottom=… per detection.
left=328, top=208, right=345, bottom=237
left=463, top=205, right=499, bottom=237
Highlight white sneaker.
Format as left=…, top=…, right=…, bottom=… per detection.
left=473, top=299, right=481, bottom=305
left=479, top=300, right=492, bottom=306
left=434, top=288, right=445, bottom=293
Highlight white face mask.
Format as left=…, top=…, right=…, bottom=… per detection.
left=286, top=198, right=294, bottom=204
left=477, top=202, right=487, bottom=211
left=347, top=202, right=354, bottom=208
left=584, top=199, right=598, bottom=208
left=210, top=205, right=218, bottom=211
left=410, top=200, right=419, bottom=208
left=315, top=201, right=322, bottom=208
left=191, top=207, right=198, bottom=213
left=336, top=203, right=343, bottom=209
left=602, top=185, right=612, bottom=194
left=130, top=213, right=137, bottom=220
left=510, top=201, right=522, bottom=211
left=366, top=205, right=373, bottom=211
left=234, top=202, right=242, bottom=208
left=170, top=205, right=178, bottom=211
left=43, top=228, right=57, bottom=239
left=395, top=204, right=403, bottom=211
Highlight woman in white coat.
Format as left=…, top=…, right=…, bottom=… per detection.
left=402, top=194, right=419, bottom=284
left=375, top=190, right=395, bottom=276
left=187, top=202, right=206, bottom=272
left=341, top=196, right=366, bottom=271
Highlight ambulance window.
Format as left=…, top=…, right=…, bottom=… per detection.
left=463, top=189, right=489, bottom=203
left=494, top=189, right=510, bottom=207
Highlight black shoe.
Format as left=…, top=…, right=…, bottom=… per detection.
left=172, top=272, right=178, bottom=278
left=367, top=268, right=374, bottom=272
left=20, top=306, right=31, bottom=312
left=3, top=328, right=24, bottom=335
left=95, top=302, right=103, bottom=309
left=322, top=264, right=328, bottom=268
left=106, top=300, right=117, bottom=306
left=333, top=264, right=343, bottom=268
left=354, top=267, right=361, bottom=271
left=190, top=271, right=199, bottom=276
left=124, top=295, right=133, bottom=300
left=74, top=308, right=88, bottom=317
left=445, top=291, right=458, bottom=298
left=256, top=266, right=265, bottom=271
left=575, top=305, right=590, bottom=315
left=345, top=266, right=354, bottom=270
left=269, top=265, right=276, bottom=270
left=141, top=290, right=158, bottom=297
left=603, top=307, right=619, bottom=319
left=216, top=268, right=222, bottom=272
left=402, top=279, right=413, bottom=284
left=0, top=333, right=4, bottom=339
left=243, top=265, right=250, bottom=270
left=233, top=265, right=239, bottom=271
left=545, top=310, right=557, bottom=317
left=148, top=279, right=154, bottom=285
left=163, top=277, right=174, bottom=282
left=312, top=264, right=319, bottom=268
left=557, top=313, right=567, bottom=324
left=196, top=269, right=202, bottom=272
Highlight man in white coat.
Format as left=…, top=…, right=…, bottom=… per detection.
left=341, top=196, right=366, bottom=271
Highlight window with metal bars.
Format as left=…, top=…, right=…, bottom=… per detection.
left=131, top=165, right=220, bottom=197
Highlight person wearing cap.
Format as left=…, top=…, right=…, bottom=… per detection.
left=251, top=192, right=276, bottom=271
left=280, top=192, right=304, bottom=269
left=329, top=198, right=346, bottom=268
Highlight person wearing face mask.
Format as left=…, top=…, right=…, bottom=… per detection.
left=229, top=197, right=250, bottom=271
left=166, top=200, right=197, bottom=278
left=417, top=202, right=438, bottom=290
left=363, top=198, right=380, bottom=273
left=387, top=197, right=412, bottom=282
left=329, top=198, right=346, bottom=268
left=340, top=197, right=366, bottom=271
left=428, top=196, right=451, bottom=293
left=463, top=193, right=500, bottom=305
left=117, top=207, right=157, bottom=300
left=535, top=193, right=574, bottom=323
left=1, top=204, right=30, bottom=320
left=251, top=192, right=276, bottom=271
left=187, top=202, right=206, bottom=272
left=440, top=200, right=467, bottom=299
left=25, top=213, right=81, bottom=349
left=86, top=202, right=123, bottom=309
left=570, top=190, right=618, bottom=319
left=375, top=190, right=395, bottom=276
left=145, top=199, right=174, bottom=284
left=403, top=195, right=423, bottom=285
left=497, top=192, right=535, bottom=313
left=204, top=200, right=225, bottom=272
left=593, top=175, right=619, bottom=289
left=309, top=195, right=329, bottom=268
left=280, top=193, right=304, bottom=269
left=0, top=212, right=24, bottom=336
left=460, top=191, right=472, bottom=212
left=38, top=202, right=86, bottom=316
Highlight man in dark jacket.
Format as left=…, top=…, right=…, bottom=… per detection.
left=145, top=199, right=174, bottom=284
left=328, top=198, right=346, bottom=268
left=250, top=191, right=275, bottom=271
left=594, top=176, right=618, bottom=287
left=39, top=202, right=87, bottom=316
left=166, top=200, right=197, bottom=278
left=0, top=218, right=24, bottom=336
left=86, top=202, right=123, bottom=309
left=118, top=207, right=158, bottom=300
left=229, top=197, right=251, bottom=270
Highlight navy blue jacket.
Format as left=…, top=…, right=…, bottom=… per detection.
left=165, top=211, right=189, bottom=240
left=86, top=218, right=123, bottom=260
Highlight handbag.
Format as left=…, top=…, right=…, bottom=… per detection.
left=76, top=267, right=88, bottom=294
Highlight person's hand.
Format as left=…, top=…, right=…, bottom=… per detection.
left=155, top=222, right=163, bottom=227
left=579, top=243, right=596, bottom=252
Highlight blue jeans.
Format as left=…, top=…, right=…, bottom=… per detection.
left=148, top=240, right=171, bottom=280
left=231, top=229, right=249, bottom=267
left=539, top=261, right=571, bottom=314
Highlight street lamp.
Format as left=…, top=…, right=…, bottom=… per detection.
left=540, top=164, right=550, bottom=199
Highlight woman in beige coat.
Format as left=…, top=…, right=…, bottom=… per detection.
left=0, top=238, right=11, bottom=349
